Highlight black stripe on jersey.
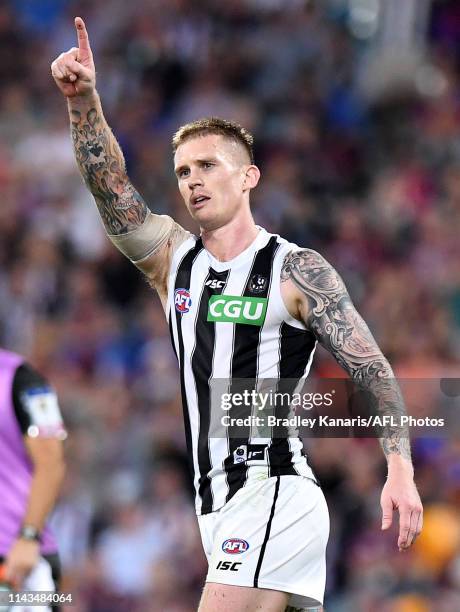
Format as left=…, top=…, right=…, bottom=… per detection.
left=173, top=239, right=204, bottom=482
left=192, top=268, right=230, bottom=514
left=168, top=311, right=178, bottom=361
left=224, top=236, right=279, bottom=504
left=253, top=476, right=280, bottom=588
left=268, top=322, right=317, bottom=477
left=279, top=323, right=316, bottom=380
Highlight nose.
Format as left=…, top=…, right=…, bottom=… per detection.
left=187, top=170, right=203, bottom=190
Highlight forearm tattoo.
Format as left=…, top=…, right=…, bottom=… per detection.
left=281, top=249, right=411, bottom=462
left=70, top=106, right=148, bottom=235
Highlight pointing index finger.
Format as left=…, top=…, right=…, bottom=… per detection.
left=75, top=17, right=91, bottom=55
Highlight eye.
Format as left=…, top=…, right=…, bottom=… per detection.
left=202, top=162, right=214, bottom=169
left=178, top=168, right=190, bottom=178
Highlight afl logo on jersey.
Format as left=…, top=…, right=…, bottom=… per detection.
left=175, top=288, right=192, bottom=313
left=222, top=539, right=250, bottom=554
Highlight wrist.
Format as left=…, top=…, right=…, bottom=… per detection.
left=18, top=524, right=41, bottom=543
left=67, top=90, right=99, bottom=110
left=387, top=453, right=414, bottom=477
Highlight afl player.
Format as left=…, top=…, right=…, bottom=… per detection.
left=51, top=18, right=423, bottom=612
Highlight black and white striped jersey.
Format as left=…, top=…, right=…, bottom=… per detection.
left=167, top=228, right=317, bottom=515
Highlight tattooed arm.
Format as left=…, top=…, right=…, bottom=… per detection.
left=68, top=95, right=187, bottom=297
left=69, top=96, right=147, bottom=234
left=281, top=248, right=423, bottom=550
left=281, top=249, right=410, bottom=460
left=51, top=18, right=188, bottom=303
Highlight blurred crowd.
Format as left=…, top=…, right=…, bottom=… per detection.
left=0, top=0, right=459, bottom=610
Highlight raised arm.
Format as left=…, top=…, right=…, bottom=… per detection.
left=281, top=248, right=423, bottom=550
left=51, top=17, right=188, bottom=301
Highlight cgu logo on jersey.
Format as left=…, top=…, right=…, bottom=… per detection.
left=207, top=295, right=267, bottom=326
left=222, top=539, right=250, bottom=554
left=175, top=288, right=192, bottom=313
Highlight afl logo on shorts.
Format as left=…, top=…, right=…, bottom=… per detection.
left=175, top=289, right=192, bottom=313
left=222, top=538, right=249, bottom=554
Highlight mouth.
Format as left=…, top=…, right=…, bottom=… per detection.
left=190, top=194, right=211, bottom=209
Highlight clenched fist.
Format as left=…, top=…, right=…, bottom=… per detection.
left=51, top=17, right=95, bottom=98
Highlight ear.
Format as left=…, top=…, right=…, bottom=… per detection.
left=243, top=165, right=261, bottom=191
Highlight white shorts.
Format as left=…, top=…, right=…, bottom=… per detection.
left=3, top=556, right=59, bottom=612
left=198, top=475, right=329, bottom=608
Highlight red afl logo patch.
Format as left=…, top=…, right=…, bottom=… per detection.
left=222, top=539, right=249, bottom=554
left=175, top=288, right=192, bottom=313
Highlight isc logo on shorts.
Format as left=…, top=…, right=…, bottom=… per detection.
left=175, top=288, right=192, bottom=313
left=216, top=561, right=242, bottom=571
left=222, top=538, right=249, bottom=554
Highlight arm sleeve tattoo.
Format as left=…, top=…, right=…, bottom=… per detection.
left=70, top=99, right=148, bottom=235
left=281, top=249, right=411, bottom=462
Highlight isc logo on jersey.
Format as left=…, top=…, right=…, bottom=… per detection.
left=207, top=295, right=267, bottom=326
left=175, top=288, right=192, bottom=313
left=205, top=279, right=225, bottom=289
left=222, top=538, right=250, bottom=554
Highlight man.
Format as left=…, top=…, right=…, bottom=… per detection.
left=0, top=348, right=66, bottom=610
left=51, top=18, right=423, bottom=612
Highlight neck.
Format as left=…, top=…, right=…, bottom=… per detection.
left=201, top=210, right=259, bottom=262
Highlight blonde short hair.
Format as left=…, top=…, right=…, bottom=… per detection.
left=172, top=117, right=254, bottom=164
